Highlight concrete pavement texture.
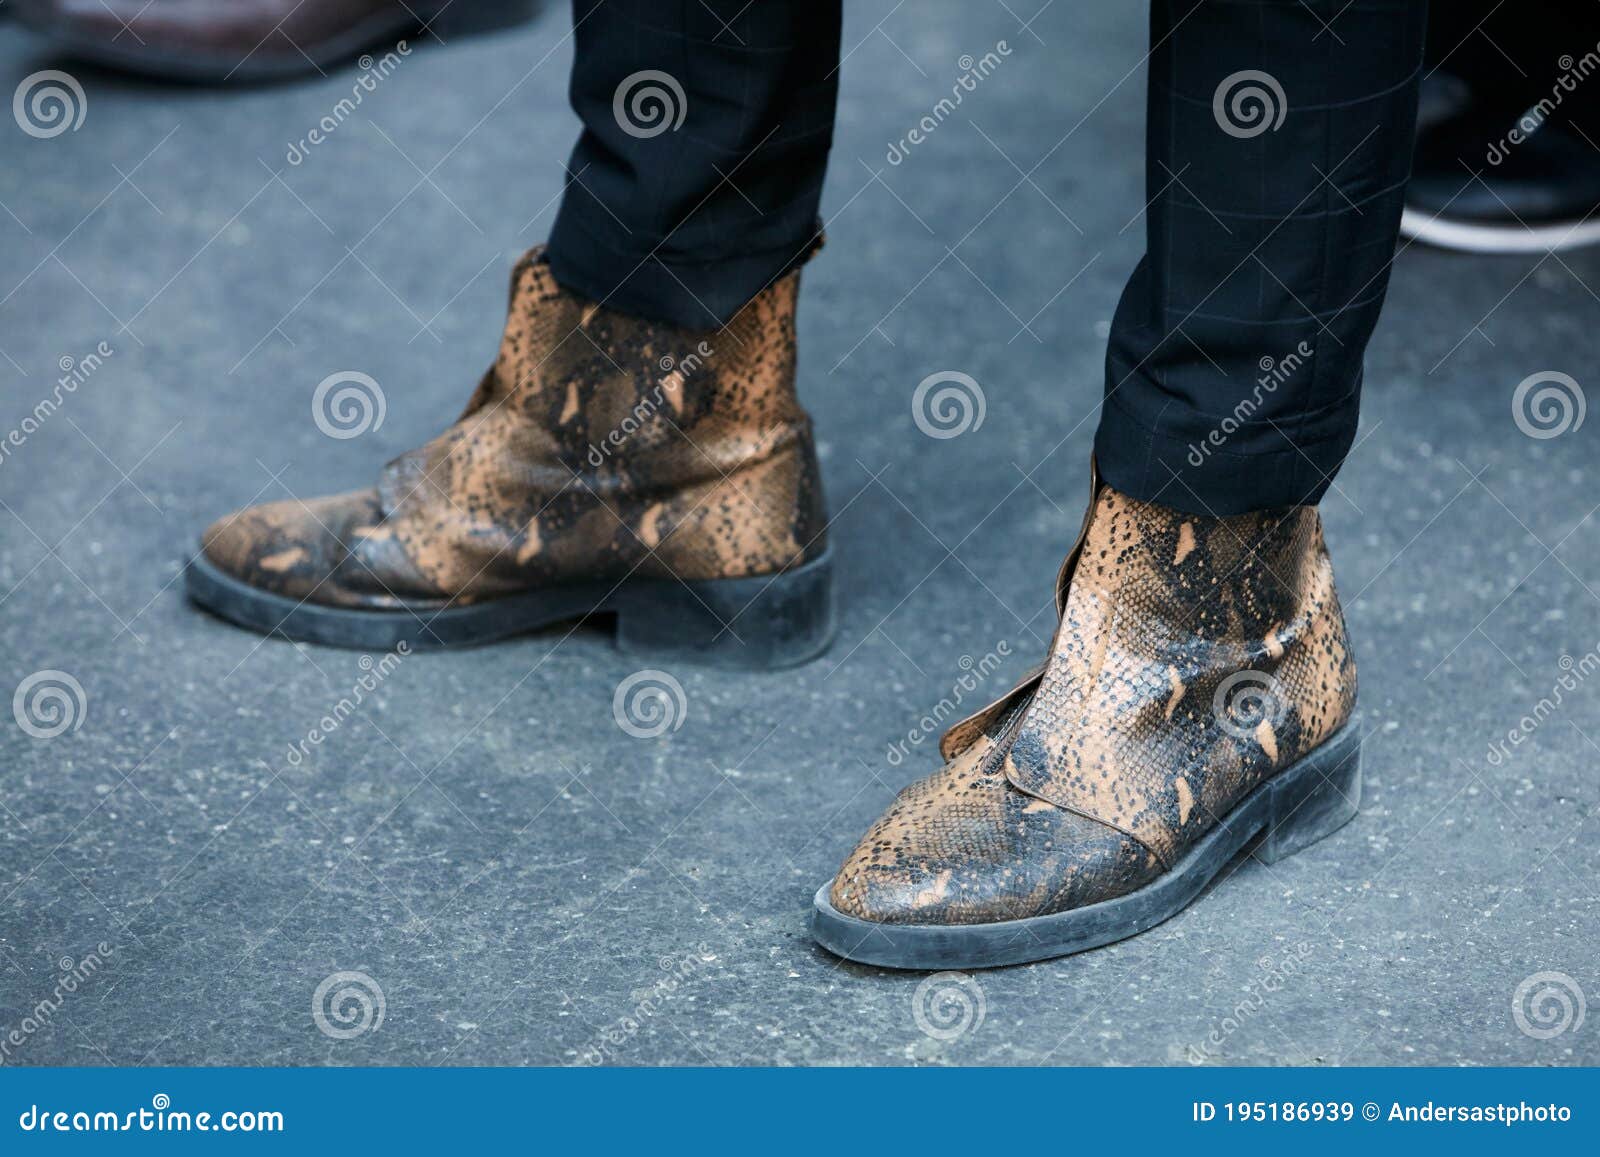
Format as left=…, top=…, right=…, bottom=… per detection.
left=1, top=2, right=1596, bottom=1065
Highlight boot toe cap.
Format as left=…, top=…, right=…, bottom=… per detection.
left=826, top=758, right=1160, bottom=927
left=200, top=490, right=382, bottom=603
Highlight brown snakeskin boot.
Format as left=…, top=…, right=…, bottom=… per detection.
left=12, top=0, right=538, bottom=83
left=812, top=468, right=1359, bottom=967
left=186, top=246, right=834, bottom=669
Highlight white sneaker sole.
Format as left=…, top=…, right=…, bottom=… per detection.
left=1400, top=206, right=1600, bottom=255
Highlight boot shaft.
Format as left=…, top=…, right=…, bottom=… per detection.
left=1009, top=483, right=1358, bottom=865
left=392, top=249, right=828, bottom=592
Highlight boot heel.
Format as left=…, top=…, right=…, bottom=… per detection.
left=427, top=0, right=539, bottom=38
left=1258, top=725, right=1362, bottom=864
left=612, top=547, right=836, bottom=671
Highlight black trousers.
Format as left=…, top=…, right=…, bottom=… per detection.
left=1427, top=0, right=1600, bottom=138
left=546, top=0, right=839, bottom=331
left=545, top=0, right=1427, bottom=516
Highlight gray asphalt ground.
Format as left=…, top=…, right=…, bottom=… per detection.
left=1, top=2, right=1596, bottom=1066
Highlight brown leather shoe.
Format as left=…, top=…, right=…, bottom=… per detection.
left=812, top=469, right=1359, bottom=967
left=185, top=246, right=834, bottom=669
left=13, top=0, right=537, bottom=82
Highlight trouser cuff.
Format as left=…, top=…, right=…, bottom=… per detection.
left=1093, top=389, right=1358, bottom=516
left=546, top=212, right=822, bottom=331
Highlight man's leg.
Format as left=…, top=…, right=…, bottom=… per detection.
left=188, top=0, right=844, bottom=669
left=1097, top=0, right=1426, bottom=515
left=1405, top=1, right=1600, bottom=254
left=547, top=0, right=841, bottom=328
left=1425, top=0, right=1600, bottom=135
left=814, top=1, right=1426, bottom=969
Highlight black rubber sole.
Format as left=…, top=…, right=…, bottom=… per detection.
left=13, top=0, right=537, bottom=83
left=811, top=722, right=1362, bottom=969
left=184, top=546, right=836, bottom=671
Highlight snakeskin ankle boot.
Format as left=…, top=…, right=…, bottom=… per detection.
left=186, top=246, right=834, bottom=669
left=812, top=468, right=1359, bottom=967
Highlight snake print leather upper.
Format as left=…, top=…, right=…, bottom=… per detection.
left=201, top=247, right=827, bottom=608
left=829, top=477, right=1356, bottom=926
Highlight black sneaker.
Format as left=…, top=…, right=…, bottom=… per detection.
left=1403, top=98, right=1600, bottom=254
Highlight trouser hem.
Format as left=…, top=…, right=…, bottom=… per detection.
left=1093, top=394, right=1357, bottom=515
left=546, top=211, right=822, bottom=330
